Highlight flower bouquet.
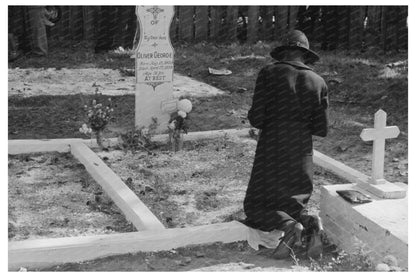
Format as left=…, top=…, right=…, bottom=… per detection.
left=80, top=95, right=114, bottom=148
left=168, top=99, right=192, bottom=152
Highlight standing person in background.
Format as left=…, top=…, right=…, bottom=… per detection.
left=27, top=6, right=50, bottom=57
left=243, top=30, right=329, bottom=259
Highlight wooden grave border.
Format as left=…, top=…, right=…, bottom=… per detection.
left=8, top=128, right=374, bottom=270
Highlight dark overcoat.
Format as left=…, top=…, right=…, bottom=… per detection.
left=243, top=61, right=329, bottom=232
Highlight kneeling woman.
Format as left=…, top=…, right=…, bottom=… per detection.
left=243, top=30, right=329, bottom=258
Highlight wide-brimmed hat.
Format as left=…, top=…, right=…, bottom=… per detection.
left=270, top=30, right=319, bottom=64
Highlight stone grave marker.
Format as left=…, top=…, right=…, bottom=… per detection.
left=359, top=109, right=406, bottom=198
left=135, top=6, right=176, bottom=133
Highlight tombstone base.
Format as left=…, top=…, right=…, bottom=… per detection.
left=320, top=183, right=408, bottom=269
left=357, top=180, right=407, bottom=199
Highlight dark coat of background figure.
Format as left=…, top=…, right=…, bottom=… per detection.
left=243, top=60, right=329, bottom=232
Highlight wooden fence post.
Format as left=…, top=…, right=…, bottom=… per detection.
left=288, top=6, right=299, bottom=30
left=169, top=6, right=179, bottom=42
left=366, top=6, right=382, bottom=47
left=226, top=6, right=239, bottom=42
left=349, top=6, right=365, bottom=49
left=178, top=6, right=194, bottom=41
left=70, top=6, right=83, bottom=41
left=195, top=6, right=209, bottom=41
left=275, top=6, right=288, bottom=39
left=61, top=6, right=71, bottom=42
left=337, top=6, right=349, bottom=49
left=82, top=6, right=95, bottom=41
left=209, top=6, right=222, bottom=41
left=261, top=6, right=274, bottom=41
left=247, top=6, right=259, bottom=43
left=396, top=6, right=407, bottom=50
left=382, top=6, right=397, bottom=51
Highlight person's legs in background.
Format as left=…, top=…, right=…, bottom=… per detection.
left=27, top=6, right=48, bottom=56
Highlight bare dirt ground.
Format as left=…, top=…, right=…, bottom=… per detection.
left=8, top=152, right=135, bottom=241
left=94, top=136, right=345, bottom=229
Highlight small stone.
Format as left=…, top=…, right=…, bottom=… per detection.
left=195, top=251, right=205, bottom=258
left=184, top=257, right=192, bottom=263
left=239, top=262, right=256, bottom=269
left=18, top=267, right=27, bottom=272
left=375, top=263, right=390, bottom=271
left=389, top=266, right=402, bottom=272
left=383, top=255, right=398, bottom=267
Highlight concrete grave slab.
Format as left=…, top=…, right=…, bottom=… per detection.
left=320, top=183, right=408, bottom=268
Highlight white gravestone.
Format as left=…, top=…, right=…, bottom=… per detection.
left=135, top=6, right=177, bottom=133
left=359, top=109, right=406, bottom=198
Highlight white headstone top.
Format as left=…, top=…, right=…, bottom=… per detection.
left=135, top=6, right=176, bottom=133
left=360, top=109, right=400, bottom=185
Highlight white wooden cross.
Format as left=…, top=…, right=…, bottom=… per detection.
left=360, top=109, right=400, bottom=185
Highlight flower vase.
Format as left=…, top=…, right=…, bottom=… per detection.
left=95, top=130, right=104, bottom=148
left=168, top=130, right=175, bottom=151
left=176, top=132, right=183, bottom=151
left=169, top=130, right=183, bottom=152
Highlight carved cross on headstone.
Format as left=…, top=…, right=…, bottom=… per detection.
left=360, top=109, right=400, bottom=185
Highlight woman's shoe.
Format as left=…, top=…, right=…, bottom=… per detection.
left=305, top=215, right=324, bottom=258
left=273, top=222, right=304, bottom=259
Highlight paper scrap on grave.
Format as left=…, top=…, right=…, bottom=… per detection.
left=247, top=227, right=284, bottom=250
left=208, top=67, right=232, bottom=76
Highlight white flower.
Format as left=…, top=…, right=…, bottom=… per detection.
left=178, top=110, right=187, bottom=118
left=178, top=99, right=192, bottom=113
left=141, top=128, right=149, bottom=136
left=168, top=121, right=176, bottom=130
left=80, top=124, right=92, bottom=135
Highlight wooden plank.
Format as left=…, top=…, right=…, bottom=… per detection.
left=8, top=221, right=248, bottom=270
left=195, top=6, right=209, bottom=41
left=275, top=6, right=288, bottom=39
left=178, top=6, right=194, bottom=41
left=8, top=139, right=81, bottom=154
left=247, top=6, right=259, bottom=43
left=70, top=142, right=165, bottom=231
left=288, top=6, right=299, bottom=30
left=313, top=149, right=370, bottom=184
left=226, top=6, right=239, bottom=41
left=81, top=128, right=253, bottom=148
